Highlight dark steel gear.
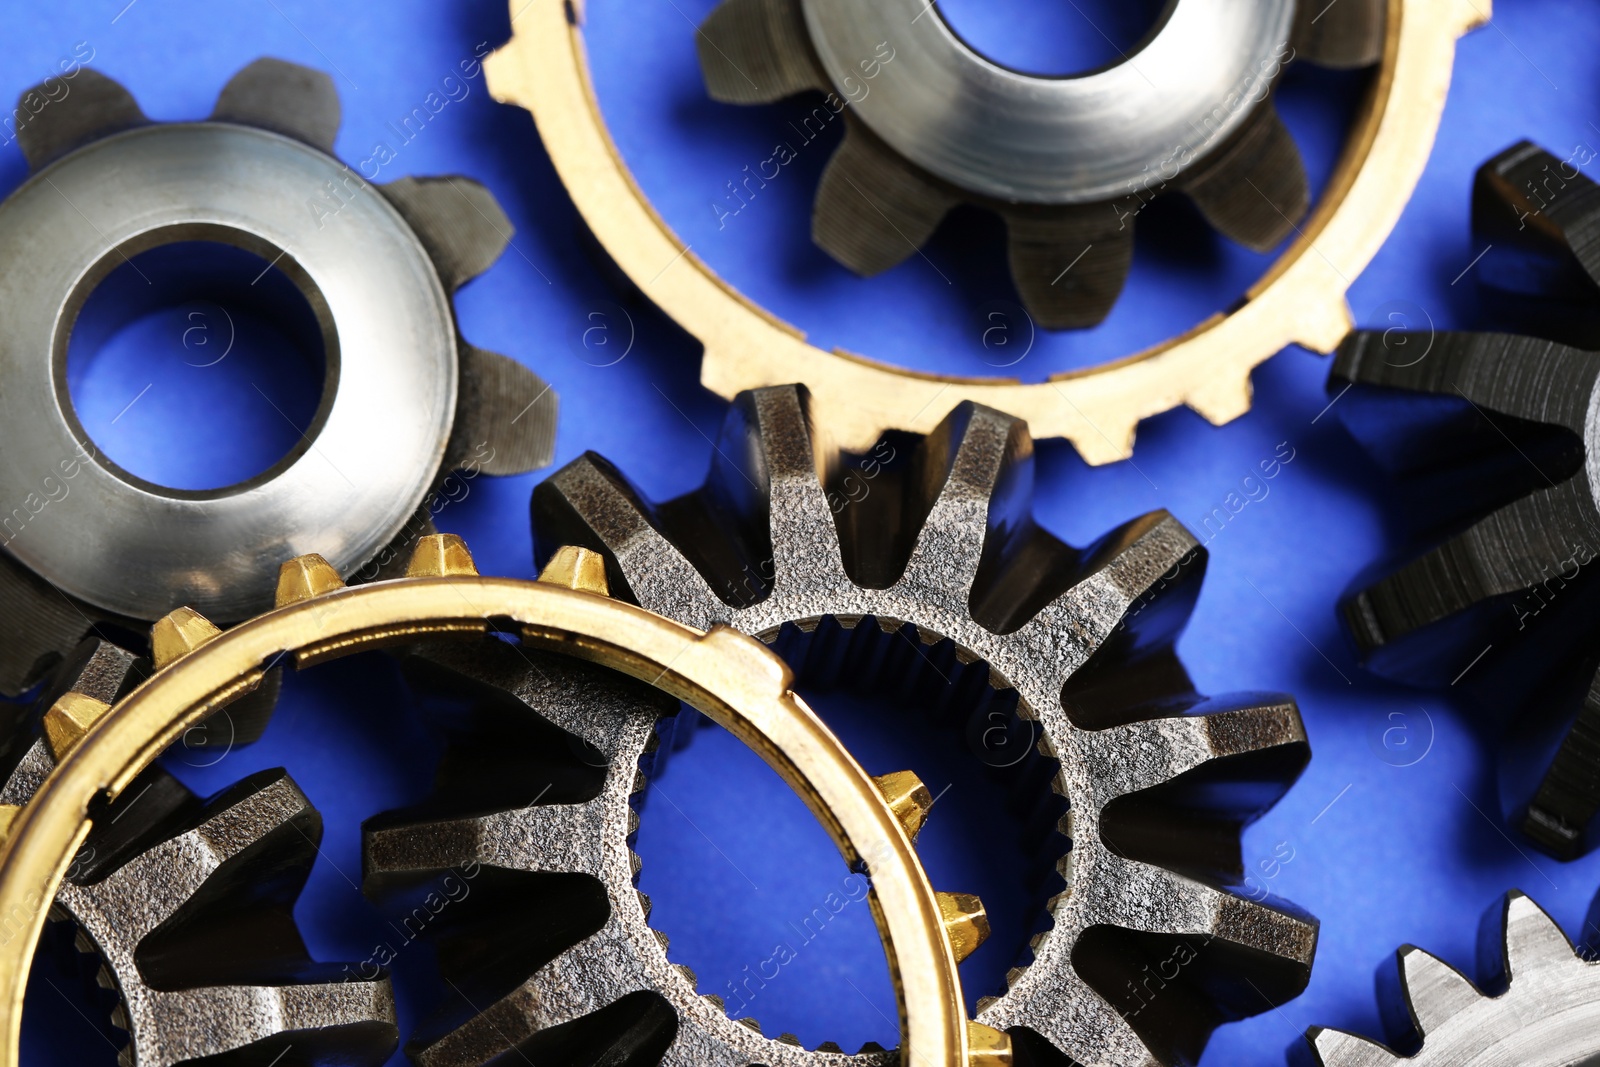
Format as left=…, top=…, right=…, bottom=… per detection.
left=1332, top=141, right=1600, bottom=859
left=1306, top=891, right=1600, bottom=1066
left=2, top=636, right=397, bottom=1066
left=695, top=0, right=1384, bottom=328
left=0, top=58, right=557, bottom=725
left=500, top=383, right=1318, bottom=1066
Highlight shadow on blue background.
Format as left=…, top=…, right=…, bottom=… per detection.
left=10, top=0, right=1600, bottom=1064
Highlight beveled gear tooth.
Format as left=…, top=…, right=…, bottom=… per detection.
left=538, top=545, right=611, bottom=596
left=697, top=0, right=827, bottom=104
left=1502, top=890, right=1580, bottom=978
left=42, top=690, right=110, bottom=760
left=1291, top=0, right=1385, bottom=68
left=937, top=892, right=990, bottom=964
left=738, top=1016, right=764, bottom=1034
left=812, top=120, right=960, bottom=276
left=1472, top=140, right=1600, bottom=287
left=967, top=1021, right=1011, bottom=1066
left=444, top=341, right=557, bottom=475
left=150, top=605, right=223, bottom=670
left=210, top=57, right=341, bottom=154
left=1398, top=945, right=1480, bottom=1036
left=776, top=1032, right=802, bottom=1046
left=1333, top=329, right=1597, bottom=437
left=1307, top=1026, right=1403, bottom=1065
left=873, top=770, right=933, bottom=842
left=406, top=533, right=479, bottom=579
left=1001, top=202, right=1135, bottom=330
left=275, top=553, right=345, bottom=607
left=379, top=176, right=512, bottom=292
left=16, top=68, right=147, bottom=173
left=1180, top=101, right=1309, bottom=253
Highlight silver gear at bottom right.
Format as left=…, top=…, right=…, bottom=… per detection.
left=1309, top=891, right=1600, bottom=1066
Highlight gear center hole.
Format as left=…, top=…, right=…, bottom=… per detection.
left=935, top=0, right=1173, bottom=77
left=64, top=237, right=331, bottom=493
left=634, top=618, right=1065, bottom=1052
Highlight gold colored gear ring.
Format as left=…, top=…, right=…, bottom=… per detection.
left=0, top=537, right=1008, bottom=1066
left=486, top=0, right=1485, bottom=463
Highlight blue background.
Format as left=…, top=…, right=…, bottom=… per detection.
left=13, top=0, right=1600, bottom=1064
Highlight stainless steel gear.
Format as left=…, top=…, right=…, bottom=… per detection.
left=466, top=383, right=1319, bottom=1066
left=0, top=57, right=557, bottom=706
left=696, top=0, right=1384, bottom=328
left=1307, top=890, right=1600, bottom=1066
left=2, top=635, right=396, bottom=1066
left=1331, top=140, right=1600, bottom=859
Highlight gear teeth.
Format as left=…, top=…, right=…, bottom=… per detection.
left=211, top=57, right=341, bottom=154
left=407, top=533, right=479, bottom=578
left=150, top=606, right=223, bottom=669
left=937, top=892, right=990, bottom=964
left=873, top=770, right=932, bottom=842
left=1334, top=329, right=1598, bottom=437
left=446, top=341, right=558, bottom=475
left=1001, top=201, right=1135, bottom=330
left=17, top=68, right=148, bottom=173
left=812, top=120, right=960, bottom=276
left=1473, top=140, right=1600, bottom=287
left=1343, top=479, right=1594, bottom=677
left=897, top=404, right=1031, bottom=600
left=1291, top=0, right=1386, bottom=68
left=538, top=545, right=611, bottom=595
left=1180, top=101, right=1309, bottom=252
left=740, top=386, right=852, bottom=583
left=1398, top=945, right=1479, bottom=1036
left=967, top=1022, right=1011, bottom=1066
left=1502, top=889, right=1581, bottom=978
left=0, top=552, right=112, bottom=696
left=1083, top=697, right=1307, bottom=800
left=380, top=176, right=511, bottom=292
left=42, top=690, right=111, bottom=760
left=697, top=0, right=827, bottom=104
left=1307, top=1026, right=1403, bottom=1066
left=534, top=454, right=725, bottom=625
left=1098, top=861, right=1317, bottom=964
left=1525, top=662, right=1600, bottom=858
left=275, top=552, right=346, bottom=607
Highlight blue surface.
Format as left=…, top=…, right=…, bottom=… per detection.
left=12, top=0, right=1600, bottom=1064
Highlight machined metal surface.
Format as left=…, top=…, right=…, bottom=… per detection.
left=0, top=537, right=1003, bottom=1067
left=799, top=0, right=1295, bottom=205
left=698, top=0, right=1377, bottom=328
left=0, top=59, right=557, bottom=700
left=0, top=637, right=395, bottom=1065
left=1332, top=140, right=1600, bottom=859
left=526, top=383, right=1317, bottom=1066
left=1308, top=891, right=1600, bottom=1066
left=487, top=0, right=1482, bottom=464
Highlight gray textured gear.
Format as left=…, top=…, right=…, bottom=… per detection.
left=1308, top=891, right=1600, bottom=1066
left=493, top=383, right=1318, bottom=1066
left=365, top=639, right=900, bottom=1066
left=5, top=637, right=397, bottom=1066
left=0, top=57, right=558, bottom=717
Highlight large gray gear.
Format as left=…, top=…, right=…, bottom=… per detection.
left=1308, top=891, right=1600, bottom=1066
left=3, top=637, right=396, bottom=1066
left=0, top=57, right=558, bottom=729
left=419, top=384, right=1320, bottom=1066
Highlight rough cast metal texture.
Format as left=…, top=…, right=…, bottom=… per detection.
left=1, top=637, right=396, bottom=1066
left=0, top=57, right=557, bottom=703
left=1308, top=891, right=1600, bottom=1066
left=1332, top=141, right=1600, bottom=859
left=365, top=641, right=900, bottom=1066
left=696, top=0, right=1383, bottom=328
left=513, top=383, right=1317, bottom=1066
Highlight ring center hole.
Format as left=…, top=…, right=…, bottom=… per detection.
left=936, top=0, right=1172, bottom=76
left=635, top=619, right=1064, bottom=1052
left=65, top=239, right=329, bottom=492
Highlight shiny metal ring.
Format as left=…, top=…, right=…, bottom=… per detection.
left=0, top=122, right=455, bottom=622
left=802, top=0, right=1295, bottom=203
